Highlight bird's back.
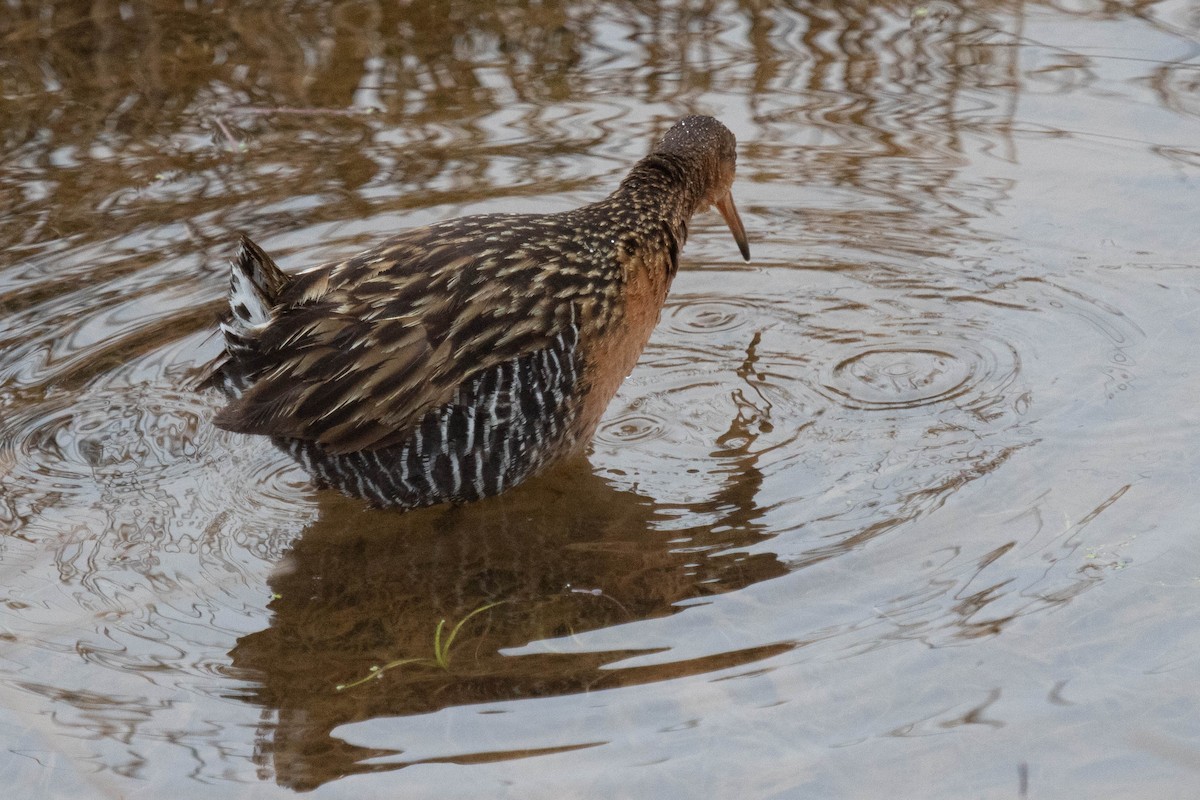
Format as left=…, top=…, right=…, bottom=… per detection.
left=205, top=213, right=629, bottom=508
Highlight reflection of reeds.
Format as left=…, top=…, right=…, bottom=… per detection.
left=0, top=0, right=1028, bottom=252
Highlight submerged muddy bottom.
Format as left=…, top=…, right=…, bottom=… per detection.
left=1, top=2, right=1199, bottom=797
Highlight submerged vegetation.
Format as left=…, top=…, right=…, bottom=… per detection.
left=335, top=602, right=506, bottom=691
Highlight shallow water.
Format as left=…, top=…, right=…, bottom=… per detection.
left=2, top=1, right=1199, bottom=796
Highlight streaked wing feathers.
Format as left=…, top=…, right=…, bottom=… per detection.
left=213, top=219, right=573, bottom=454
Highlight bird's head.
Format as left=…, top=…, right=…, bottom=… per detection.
left=653, top=115, right=750, bottom=262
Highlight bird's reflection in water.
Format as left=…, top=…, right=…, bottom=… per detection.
left=230, top=337, right=788, bottom=790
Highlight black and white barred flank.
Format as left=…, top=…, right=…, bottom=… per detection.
left=283, top=313, right=583, bottom=508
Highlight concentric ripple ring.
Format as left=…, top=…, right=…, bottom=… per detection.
left=815, top=332, right=1020, bottom=413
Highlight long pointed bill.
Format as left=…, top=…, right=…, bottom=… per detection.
left=715, top=191, right=751, bottom=262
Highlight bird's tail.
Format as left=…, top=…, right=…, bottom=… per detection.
left=199, top=235, right=290, bottom=396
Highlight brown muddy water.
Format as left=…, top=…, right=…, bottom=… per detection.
left=2, top=1, right=1199, bottom=797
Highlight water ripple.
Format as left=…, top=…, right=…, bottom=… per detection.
left=663, top=297, right=758, bottom=335
left=0, top=380, right=306, bottom=526
left=815, top=330, right=1019, bottom=414
left=597, top=413, right=669, bottom=445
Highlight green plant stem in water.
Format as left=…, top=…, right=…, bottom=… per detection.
left=335, top=658, right=424, bottom=692
left=334, top=601, right=506, bottom=692
left=434, top=601, right=504, bottom=669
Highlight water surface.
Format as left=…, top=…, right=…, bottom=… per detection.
left=2, top=1, right=1199, bottom=797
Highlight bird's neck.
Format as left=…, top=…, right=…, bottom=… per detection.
left=610, top=152, right=709, bottom=236
left=567, top=152, right=712, bottom=284
left=566, top=154, right=711, bottom=432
